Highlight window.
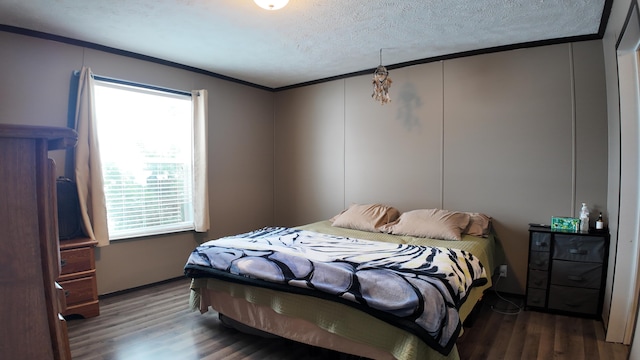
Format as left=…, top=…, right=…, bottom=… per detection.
left=93, top=80, right=194, bottom=240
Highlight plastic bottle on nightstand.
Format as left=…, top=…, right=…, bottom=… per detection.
left=579, top=203, right=590, bottom=232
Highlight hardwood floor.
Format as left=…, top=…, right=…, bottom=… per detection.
left=67, top=277, right=629, bottom=360
left=456, top=292, right=629, bottom=360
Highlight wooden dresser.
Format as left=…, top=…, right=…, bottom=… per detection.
left=0, top=124, right=76, bottom=360
left=59, top=237, right=100, bottom=318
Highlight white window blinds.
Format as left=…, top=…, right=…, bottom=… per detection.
left=93, top=80, right=195, bottom=240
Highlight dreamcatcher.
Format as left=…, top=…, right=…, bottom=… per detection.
left=372, top=49, right=392, bottom=105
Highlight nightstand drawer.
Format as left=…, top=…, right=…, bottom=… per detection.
left=550, top=260, right=602, bottom=289
left=528, top=270, right=548, bottom=289
left=530, top=232, right=551, bottom=252
left=548, top=285, right=599, bottom=315
left=553, top=234, right=605, bottom=263
left=529, top=251, right=550, bottom=270
left=60, top=247, right=94, bottom=275
left=60, top=276, right=97, bottom=306
left=526, top=288, right=547, bottom=308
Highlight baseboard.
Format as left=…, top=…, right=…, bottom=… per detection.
left=98, top=275, right=189, bottom=299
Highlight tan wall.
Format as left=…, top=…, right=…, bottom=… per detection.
left=0, top=31, right=275, bottom=294
left=274, top=81, right=346, bottom=224
left=0, top=29, right=609, bottom=296
left=274, top=41, right=608, bottom=295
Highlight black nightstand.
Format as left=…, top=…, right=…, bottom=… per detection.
left=526, top=225, right=609, bottom=317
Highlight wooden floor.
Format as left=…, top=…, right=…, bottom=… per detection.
left=67, top=277, right=629, bottom=360
left=456, top=293, right=629, bottom=360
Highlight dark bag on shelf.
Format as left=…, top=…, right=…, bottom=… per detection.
left=56, top=177, right=84, bottom=240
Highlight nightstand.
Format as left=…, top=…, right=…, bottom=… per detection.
left=58, top=237, right=100, bottom=318
left=526, top=225, right=609, bottom=317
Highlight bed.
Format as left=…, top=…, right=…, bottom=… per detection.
left=185, top=206, right=497, bottom=360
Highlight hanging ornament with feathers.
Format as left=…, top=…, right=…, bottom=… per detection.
left=372, top=49, right=392, bottom=105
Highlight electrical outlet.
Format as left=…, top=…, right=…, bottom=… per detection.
left=499, top=264, right=507, bottom=278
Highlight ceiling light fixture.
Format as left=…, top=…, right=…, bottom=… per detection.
left=254, top=0, right=289, bottom=10
left=372, top=49, right=392, bottom=105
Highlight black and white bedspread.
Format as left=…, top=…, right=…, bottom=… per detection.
left=184, top=227, right=487, bottom=355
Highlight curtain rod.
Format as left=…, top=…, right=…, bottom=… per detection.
left=72, top=70, right=193, bottom=97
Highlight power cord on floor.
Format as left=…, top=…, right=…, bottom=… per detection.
left=490, top=275, right=523, bottom=315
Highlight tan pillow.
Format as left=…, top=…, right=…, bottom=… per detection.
left=381, top=208, right=471, bottom=241
left=330, top=203, right=400, bottom=232
left=464, top=212, right=492, bottom=237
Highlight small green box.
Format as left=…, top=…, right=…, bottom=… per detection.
left=551, top=216, right=580, bottom=232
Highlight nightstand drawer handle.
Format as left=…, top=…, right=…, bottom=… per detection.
left=60, top=259, right=67, bottom=267
left=567, top=275, right=583, bottom=282
left=535, top=241, right=548, bottom=247
left=569, top=249, right=587, bottom=255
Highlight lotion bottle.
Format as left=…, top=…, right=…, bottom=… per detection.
left=579, top=203, right=590, bottom=232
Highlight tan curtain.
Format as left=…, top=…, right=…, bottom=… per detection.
left=74, top=66, right=110, bottom=246
left=193, top=89, right=210, bottom=232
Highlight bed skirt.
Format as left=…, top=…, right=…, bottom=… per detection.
left=189, top=277, right=480, bottom=360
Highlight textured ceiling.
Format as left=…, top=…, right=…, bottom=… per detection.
left=0, top=0, right=608, bottom=89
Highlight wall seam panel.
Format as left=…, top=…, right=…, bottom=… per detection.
left=570, top=43, right=577, bottom=216
left=440, top=60, right=445, bottom=208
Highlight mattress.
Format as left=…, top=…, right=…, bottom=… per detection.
left=188, top=220, right=496, bottom=360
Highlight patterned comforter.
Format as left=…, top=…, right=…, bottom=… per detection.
left=184, top=227, right=487, bottom=355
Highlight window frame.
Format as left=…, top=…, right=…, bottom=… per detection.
left=92, top=76, right=196, bottom=240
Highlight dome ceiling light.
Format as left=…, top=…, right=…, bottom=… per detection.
left=253, top=0, right=289, bottom=11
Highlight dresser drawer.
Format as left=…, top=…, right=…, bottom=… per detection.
left=526, top=288, right=547, bottom=308
left=60, top=276, right=97, bottom=306
left=553, top=234, right=605, bottom=263
left=528, top=269, right=548, bottom=289
left=60, top=247, right=94, bottom=275
left=548, top=285, right=600, bottom=315
left=529, top=251, right=550, bottom=270
left=530, top=232, right=551, bottom=252
left=55, top=282, right=67, bottom=313
left=550, top=260, right=602, bottom=289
